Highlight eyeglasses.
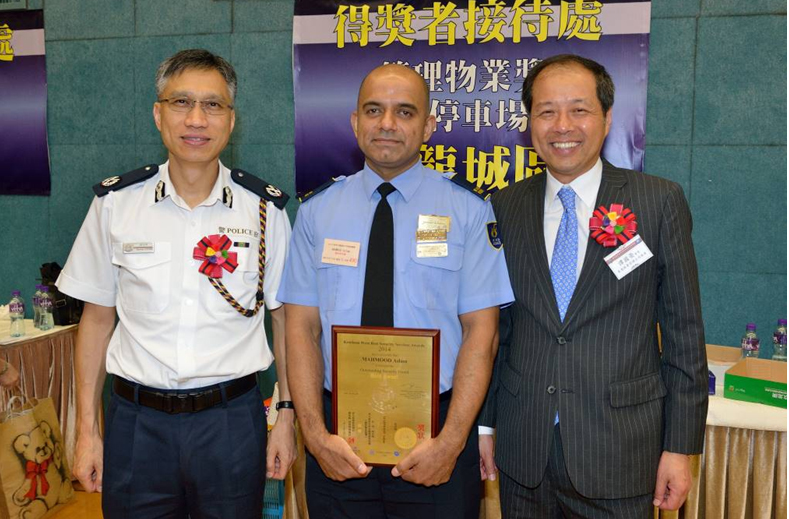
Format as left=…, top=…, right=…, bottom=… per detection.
left=157, top=97, right=234, bottom=116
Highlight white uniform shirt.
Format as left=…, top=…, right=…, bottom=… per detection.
left=543, top=158, right=603, bottom=276
left=57, top=161, right=291, bottom=389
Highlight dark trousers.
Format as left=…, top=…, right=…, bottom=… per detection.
left=102, top=380, right=267, bottom=519
left=305, top=392, right=481, bottom=519
left=499, top=425, right=653, bottom=519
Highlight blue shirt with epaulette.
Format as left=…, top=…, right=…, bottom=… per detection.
left=277, top=161, right=514, bottom=392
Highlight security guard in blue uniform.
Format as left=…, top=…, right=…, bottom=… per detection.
left=278, top=64, right=514, bottom=518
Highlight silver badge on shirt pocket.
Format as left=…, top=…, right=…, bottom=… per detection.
left=416, top=243, right=448, bottom=258
left=122, top=242, right=155, bottom=254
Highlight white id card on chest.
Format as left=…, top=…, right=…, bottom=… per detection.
left=604, top=235, right=653, bottom=280
left=322, top=238, right=361, bottom=267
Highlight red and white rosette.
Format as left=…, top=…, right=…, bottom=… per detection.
left=589, top=204, right=637, bottom=247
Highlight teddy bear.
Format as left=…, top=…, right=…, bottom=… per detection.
left=11, top=421, right=73, bottom=519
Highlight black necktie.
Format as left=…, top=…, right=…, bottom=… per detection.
left=361, top=183, right=397, bottom=327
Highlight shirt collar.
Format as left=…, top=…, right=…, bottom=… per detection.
left=544, top=158, right=603, bottom=211
left=150, top=160, right=235, bottom=210
left=361, top=160, right=425, bottom=203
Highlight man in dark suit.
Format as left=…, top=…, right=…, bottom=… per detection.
left=478, top=54, right=708, bottom=518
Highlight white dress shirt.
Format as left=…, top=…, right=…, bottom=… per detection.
left=57, top=161, right=291, bottom=389
left=479, top=159, right=603, bottom=435
left=543, top=158, right=603, bottom=276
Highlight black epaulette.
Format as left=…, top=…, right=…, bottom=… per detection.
left=93, top=164, right=159, bottom=197
left=231, top=169, right=290, bottom=210
left=444, top=172, right=490, bottom=201
left=298, top=176, right=346, bottom=203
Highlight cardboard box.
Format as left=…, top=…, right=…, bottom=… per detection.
left=707, top=344, right=743, bottom=364
left=707, top=344, right=741, bottom=387
left=724, top=358, right=787, bottom=408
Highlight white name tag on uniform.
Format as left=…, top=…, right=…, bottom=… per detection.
left=122, top=242, right=155, bottom=254
left=416, top=243, right=448, bottom=258
left=604, top=235, right=653, bottom=280
left=322, top=239, right=360, bottom=267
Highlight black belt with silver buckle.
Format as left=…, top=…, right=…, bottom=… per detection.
left=113, top=374, right=257, bottom=414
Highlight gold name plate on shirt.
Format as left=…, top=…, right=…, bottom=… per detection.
left=416, top=229, right=447, bottom=243
left=418, top=214, right=451, bottom=232
left=331, top=325, right=440, bottom=466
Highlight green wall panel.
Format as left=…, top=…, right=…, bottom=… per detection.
left=694, top=15, right=787, bottom=145
left=135, top=0, right=232, bottom=36
left=643, top=145, right=692, bottom=195
left=47, top=39, right=135, bottom=145
left=234, top=0, right=295, bottom=33
left=645, top=18, right=696, bottom=146
left=701, top=272, right=787, bottom=346
left=701, top=0, right=787, bottom=15
left=48, top=145, right=138, bottom=263
left=691, top=145, right=787, bottom=275
left=230, top=31, right=294, bottom=145
left=135, top=144, right=170, bottom=166
left=45, top=0, right=134, bottom=40
left=0, top=196, right=49, bottom=315
left=652, top=0, right=700, bottom=18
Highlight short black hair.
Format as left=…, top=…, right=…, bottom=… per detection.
left=155, top=49, right=238, bottom=101
left=522, top=54, right=615, bottom=115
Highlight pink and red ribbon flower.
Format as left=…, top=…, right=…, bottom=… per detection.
left=193, top=234, right=238, bottom=278
left=589, top=204, right=637, bottom=247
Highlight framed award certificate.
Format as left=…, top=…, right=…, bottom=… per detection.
left=331, top=325, right=440, bottom=466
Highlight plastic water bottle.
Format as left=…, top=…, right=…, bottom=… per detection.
left=772, top=319, right=787, bottom=362
left=9, top=291, right=25, bottom=338
left=740, top=323, right=760, bottom=358
left=32, top=285, right=43, bottom=329
left=39, top=286, right=54, bottom=331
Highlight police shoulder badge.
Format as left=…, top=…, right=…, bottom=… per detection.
left=487, top=222, right=502, bottom=250
left=93, top=164, right=159, bottom=197
left=231, top=169, right=290, bottom=210
left=443, top=172, right=491, bottom=201
left=298, top=176, right=347, bottom=203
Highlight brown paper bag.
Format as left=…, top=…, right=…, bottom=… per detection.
left=0, top=397, right=74, bottom=519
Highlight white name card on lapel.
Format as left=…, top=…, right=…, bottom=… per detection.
left=604, top=235, right=653, bottom=280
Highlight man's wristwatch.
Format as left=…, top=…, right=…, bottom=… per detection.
left=275, top=400, right=295, bottom=411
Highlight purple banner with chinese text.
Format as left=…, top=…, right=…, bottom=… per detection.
left=0, top=10, right=50, bottom=196
left=293, top=1, right=650, bottom=197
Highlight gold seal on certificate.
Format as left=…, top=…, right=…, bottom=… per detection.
left=331, top=326, right=439, bottom=466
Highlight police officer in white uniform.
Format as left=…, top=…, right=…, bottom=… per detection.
left=57, top=49, right=295, bottom=519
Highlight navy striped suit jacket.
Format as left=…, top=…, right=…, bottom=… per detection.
left=480, top=161, right=708, bottom=499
